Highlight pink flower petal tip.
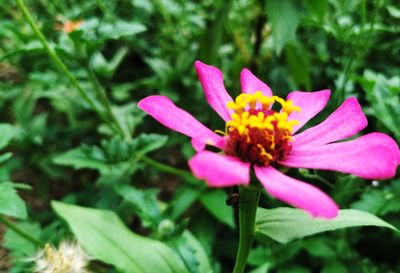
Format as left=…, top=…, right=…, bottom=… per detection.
left=188, top=151, right=250, bottom=187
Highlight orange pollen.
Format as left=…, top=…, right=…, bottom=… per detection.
left=223, top=91, right=301, bottom=166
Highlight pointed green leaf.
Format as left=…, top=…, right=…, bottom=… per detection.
left=0, top=152, right=13, bottom=164
left=266, top=0, right=301, bottom=54
left=255, top=207, right=398, bottom=244
left=52, top=201, right=189, bottom=273
left=0, top=182, right=27, bottom=219
left=0, top=124, right=15, bottom=150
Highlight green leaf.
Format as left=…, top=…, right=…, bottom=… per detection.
left=167, top=231, right=213, bottom=273
left=255, top=207, right=398, bottom=244
left=198, top=0, right=234, bottom=63
left=0, top=123, right=15, bottom=150
left=115, top=184, right=162, bottom=227
left=0, top=182, right=27, bottom=219
left=321, top=261, right=348, bottom=273
left=52, top=201, right=189, bottom=273
left=170, top=185, right=203, bottom=221
left=359, top=71, right=400, bottom=140
left=0, top=152, right=13, bottom=164
left=285, top=43, right=311, bottom=90
left=303, top=0, right=327, bottom=20
left=351, top=190, right=388, bottom=215
left=4, top=221, right=41, bottom=257
left=182, top=231, right=213, bottom=273
left=133, top=133, right=169, bottom=156
left=98, top=21, right=146, bottom=40
left=199, top=189, right=235, bottom=228
left=166, top=233, right=200, bottom=273
left=266, top=0, right=301, bottom=54
left=53, top=144, right=108, bottom=171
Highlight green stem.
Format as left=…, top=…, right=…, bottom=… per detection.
left=15, top=0, right=114, bottom=132
left=233, top=185, right=261, bottom=273
left=139, top=155, right=201, bottom=186
left=84, top=62, right=127, bottom=138
left=0, top=215, right=41, bottom=246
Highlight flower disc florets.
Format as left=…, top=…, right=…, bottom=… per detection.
left=224, top=91, right=301, bottom=166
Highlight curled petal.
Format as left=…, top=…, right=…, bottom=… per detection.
left=194, top=61, right=233, bottom=121
left=254, top=166, right=338, bottom=218
left=191, top=136, right=226, bottom=152
left=240, top=68, right=273, bottom=97
left=138, top=95, right=224, bottom=150
left=294, top=98, right=368, bottom=148
left=287, top=90, right=331, bottom=133
left=281, top=133, right=400, bottom=179
left=188, top=151, right=250, bottom=187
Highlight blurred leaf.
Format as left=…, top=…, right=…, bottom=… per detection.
left=255, top=207, right=398, bottom=244
left=387, top=5, right=400, bottom=18
left=54, top=144, right=108, bottom=171
left=112, top=103, right=146, bottom=136
left=199, top=189, right=235, bottom=228
left=0, top=182, right=27, bottom=219
left=4, top=221, right=41, bottom=257
left=266, top=0, right=301, bottom=54
left=115, top=184, right=162, bottom=227
left=0, top=152, right=13, bottom=164
left=198, top=0, right=233, bottom=63
left=302, top=238, right=336, bottom=258
left=285, top=43, right=311, bottom=90
left=170, top=185, right=203, bottom=221
left=0, top=41, right=43, bottom=62
left=0, top=123, right=15, bottom=150
left=52, top=201, right=189, bottom=273
left=133, top=133, right=169, bottom=156
left=249, top=263, right=270, bottom=273
left=167, top=231, right=212, bottom=273
left=182, top=231, right=212, bottom=273
left=54, top=133, right=167, bottom=172
left=359, top=70, right=400, bottom=140
left=351, top=190, right=387, bottom=215
left=98, top=21, right=146, bottom=40
left=303, top=0, right=327, bottom=20
left=90, top=47, right=129, bottom=79
left=321, top=261, right=348, bottom=273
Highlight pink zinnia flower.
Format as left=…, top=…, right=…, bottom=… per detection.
left=138, top=61, right=400, bottom=219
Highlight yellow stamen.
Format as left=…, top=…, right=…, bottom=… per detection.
left=225, top=93, right=301, bottom=145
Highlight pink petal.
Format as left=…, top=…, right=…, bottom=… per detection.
left=194, top=61, right=233, bottom=121
left=138, top=96, right=224, bottom=150
left=254, top=166, right=338, bottom=218
left=240, top=68, right=273, bottom=97
left=281, top=133, right=400, bottom=179
left=293, top=98, right=368, bottom=149
left=287, top=90, right=331, bottom=133
left=188, top=151, right=250, bottom=187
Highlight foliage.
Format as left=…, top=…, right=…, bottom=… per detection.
left=0, top=0, right=399, bottom=272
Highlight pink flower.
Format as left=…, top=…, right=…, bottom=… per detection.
left=138, top=61, right=400, bottom=219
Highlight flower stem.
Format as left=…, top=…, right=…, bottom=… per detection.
left=84, top=62, right=127, bottom=138
left=0, top=215, right=41, bottom=246
left=139, top=155, right=203, bottom=187
left=233, top=185, right=261, bottom=273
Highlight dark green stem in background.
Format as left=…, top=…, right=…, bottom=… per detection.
left=0, top=215, right=41, bottom=246
left=139, top=155, right=202, bottom=186
left=84, top=62, right=127, bottom=138
left=232, top=185, right=261, bottom=273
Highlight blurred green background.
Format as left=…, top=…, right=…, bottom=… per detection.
left=1, top=0, right=400, bottom=272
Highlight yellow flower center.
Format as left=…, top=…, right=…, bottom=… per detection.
left=223, top=91, right=301, bottom=166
